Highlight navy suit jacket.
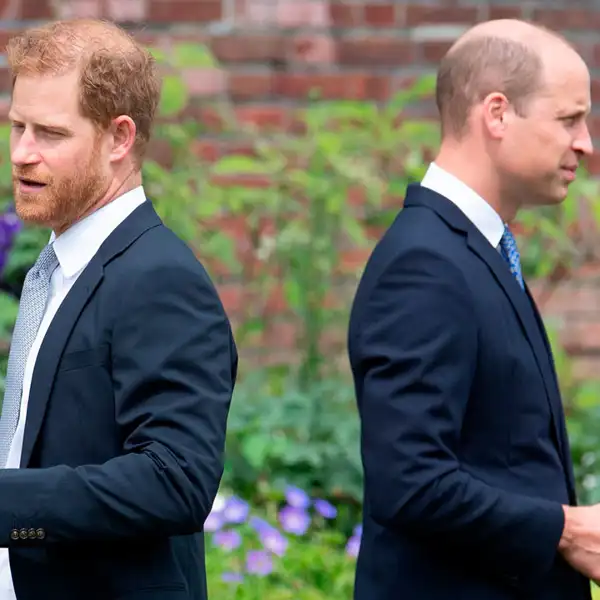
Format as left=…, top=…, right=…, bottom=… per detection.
left=348, top=185, right=591, bottom=600
left=0, top=201, right=237, bottom=599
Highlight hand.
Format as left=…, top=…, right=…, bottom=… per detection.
left=558, top=504, right=600, bottom=580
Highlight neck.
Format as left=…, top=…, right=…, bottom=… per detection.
left=434, top=140, right=518, bottom=223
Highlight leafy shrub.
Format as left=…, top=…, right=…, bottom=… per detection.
left=223, top=374, right=362, bottom=524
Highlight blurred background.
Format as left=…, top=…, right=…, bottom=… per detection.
left=1, top=0, right=600, bottom=597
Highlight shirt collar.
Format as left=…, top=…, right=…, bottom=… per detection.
left=421, top=162, right=505, bottom=248
left=50, top=186, right=147, bottom=278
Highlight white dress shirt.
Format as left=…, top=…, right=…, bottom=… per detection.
left=0, top=185, right=147, bottom=599
left=420, top=162, right=505, bottom=248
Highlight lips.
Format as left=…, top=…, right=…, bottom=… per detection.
left=17, top=177, right=47, bottom=189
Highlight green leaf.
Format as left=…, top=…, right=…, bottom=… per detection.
left=159, top=75, right=188, bottom=117
left=173, top=43, right=217, bottom=68
left=241, top=435, right=271, bottom=470
left=212, top=155, right=269, bottom=175
left=147, top=46, right=168, bottom=63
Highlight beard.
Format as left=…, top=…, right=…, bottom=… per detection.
left=12, top=140, right=108, bottom=233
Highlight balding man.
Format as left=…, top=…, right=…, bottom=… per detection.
left=348, top=19, right=596, bottom=600
left=0, top=18, right=236, bottom=600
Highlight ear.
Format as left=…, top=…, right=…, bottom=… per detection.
left=108, top=115, right=137, bottom=163
left=481, top=92, right=510, bottom=140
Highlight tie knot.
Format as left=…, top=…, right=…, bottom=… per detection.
left=501, top=224, right=517, bottom=249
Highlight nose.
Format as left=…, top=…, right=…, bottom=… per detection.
left=573, top=122, right=594, bottom=157
left=10, top=128, right=41, bottom=166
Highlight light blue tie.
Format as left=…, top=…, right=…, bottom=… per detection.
left=0, top=243, right=58, bottom=467
left=499, top=225, right=524, bottom=290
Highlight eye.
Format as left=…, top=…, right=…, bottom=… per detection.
left=561, top=113, right=586, bottom=128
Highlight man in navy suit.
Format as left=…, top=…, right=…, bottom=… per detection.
left=0, top=18, right=236, bottom=600
left=348, top=18, right=600, bottom=600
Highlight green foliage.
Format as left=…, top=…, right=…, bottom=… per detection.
left=223, top=374, right=362, bottom=518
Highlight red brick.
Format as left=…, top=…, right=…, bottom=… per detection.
left=191, top=139, right=221, bottom=162
left=337, top=38, right=414, bottom=67
left=20, top=0, right=54, bottom=19
left=572, top=356, right=600, bottom=380
left=404, top=5, right=479, bottom=26
left=339, top=248, right=371, bottom=274
left=229, top=72, right=273, bottom=101
left=148, top=0, right=222, bottom=23
left=561, top=322, right=600, bottom=353
left=420, top=41, right=452, bottom=63
left=588, top=115, right=600, bottom=139
left=0, top=29, right=21, bottom=55
left=329, top=2, right=362, bottom=27
left=218, top=283, right=246, bottom=314
left=182, top=68, right=227, bottom=97
left=210, top=35, right=286, bottom=64
left=364, top=3, right=398, bottom=27
left=274, top=73, right=389, bottom=101
left=532, top=9, right=600, bottom=30
left=234, top=105, right=291, bottom=129
left=486, top=6, right=523, bottom=21
left=56, top=0, right=101, bottom=18
left=106, top=0, right=148, bottom=21
left=290, top=35, right=336, bottom=64
left=264, top=285, right=288, bottom=314
left=262, top=321, right=297, bottom=350
left=583, top=153, right=600, bottom=175
left=591, top=45, right=600, bottom=67
left=0, top=68, right=11, bottom=92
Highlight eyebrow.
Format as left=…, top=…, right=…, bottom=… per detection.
left=8, top=114, right=72, bottom=134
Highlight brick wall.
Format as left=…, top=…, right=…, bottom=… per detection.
left=1, top=0, right=600, bottom=378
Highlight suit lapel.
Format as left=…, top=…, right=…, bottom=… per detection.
left=466, top=232, right=571, bottom=477
left=20, top=260, right=103, bottom=467
left=19, top=200, right=162, bottom=468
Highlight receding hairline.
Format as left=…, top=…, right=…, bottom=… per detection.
left=435, top=20, right=583, bottom=138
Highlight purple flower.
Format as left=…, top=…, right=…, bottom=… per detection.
left=249, top=516, right=274, bottom=534
left=314, top=498, right=337, bottom=519
left=223, top=496, right=249, bottom=523
left=246, top=550, right=273, bottom=576
left=222, top=572, right=243, bottom=584
left=213, top=529, right=242, bottom=551
left=346, top=535, right=360, bottom=558
left=204, top=510, right=223, bottom=532
left=0, top=211, right=21, bottom=276
left=278, top=506, right=310, bottom=535
left=284, top=485, right=310, bottom=509
left=259, top=527, right=288, bottom=556
left=353, top=524, right=363, bottom=538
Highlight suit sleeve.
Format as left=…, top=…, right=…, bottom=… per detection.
left=0, top=260, right=236, bottom=544
left=353, top=247, right=564, bottom=583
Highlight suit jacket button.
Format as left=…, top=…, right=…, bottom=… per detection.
left=10, top=530, right=18, bottom=541
left=19, top=529, right=27, bottom=540
left=27, top=528, right=36, bottom=540
left=36, top=528, right=45, bottom=540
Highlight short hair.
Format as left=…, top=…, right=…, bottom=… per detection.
left=6, top=18, right=161, bottom=168
left=435, top=35, right=545, bottom=139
